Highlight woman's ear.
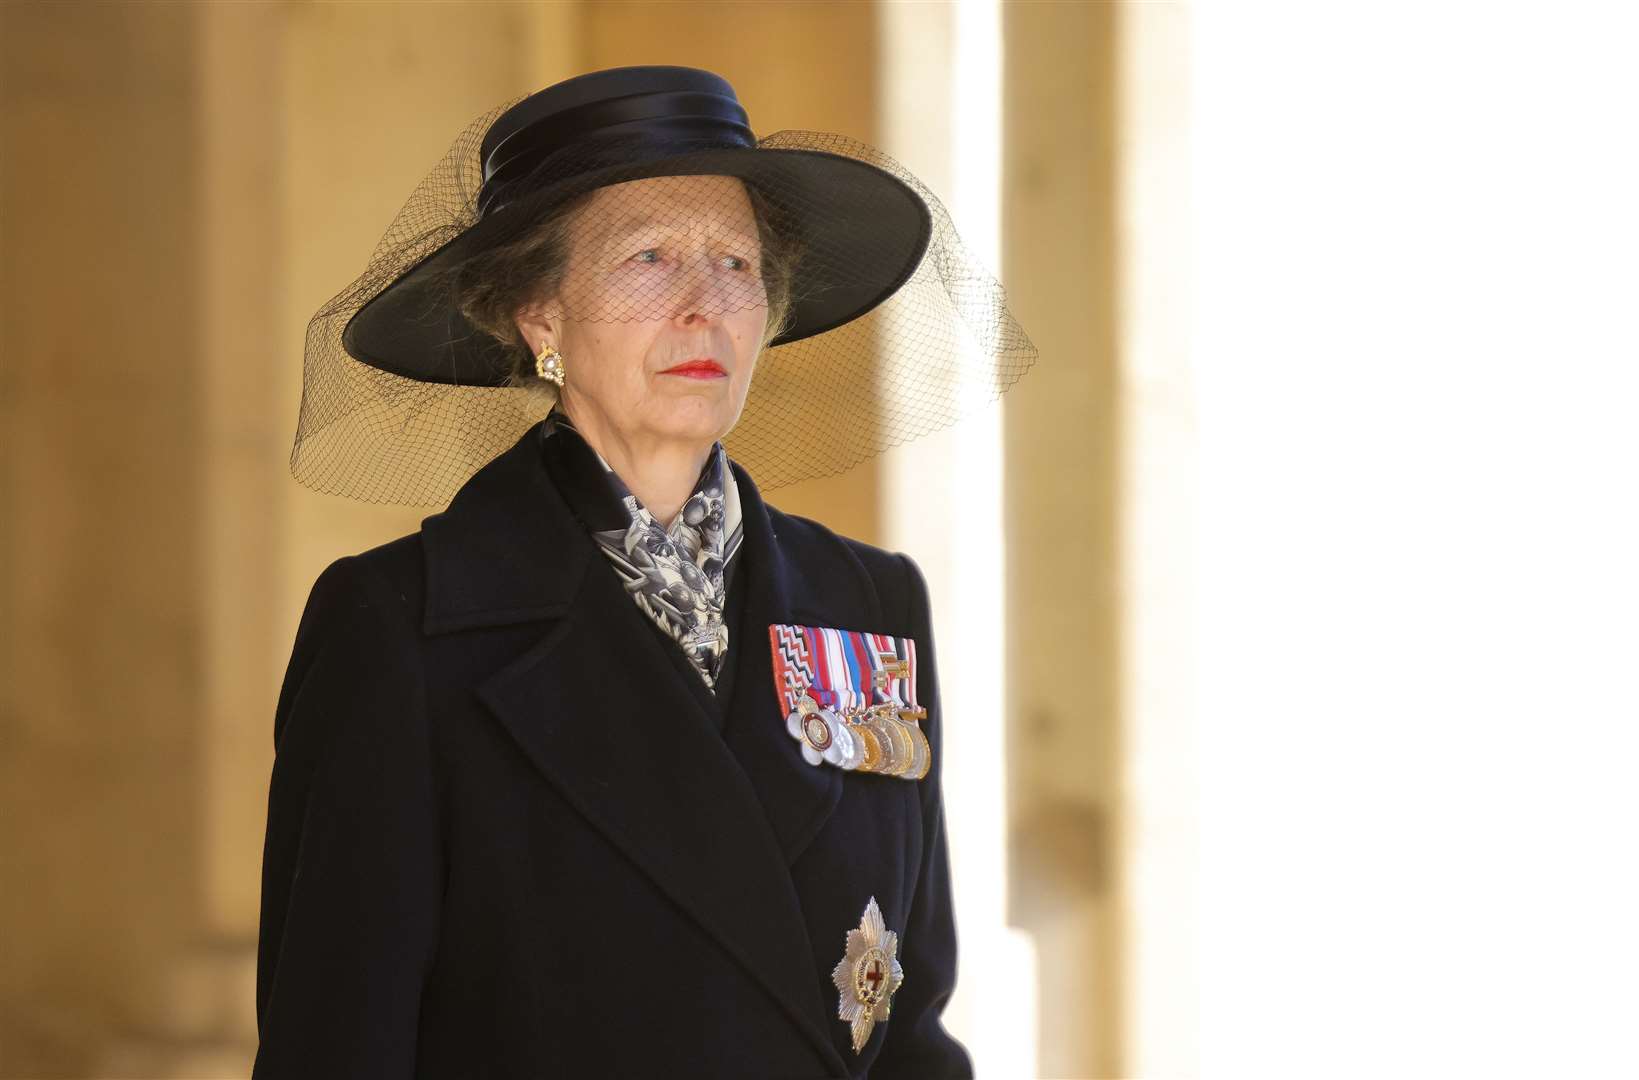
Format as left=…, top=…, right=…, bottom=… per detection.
left=513, top=303, right=554, bottom=357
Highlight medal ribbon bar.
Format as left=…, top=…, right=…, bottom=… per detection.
left=767, top=623, right=931, bottom=780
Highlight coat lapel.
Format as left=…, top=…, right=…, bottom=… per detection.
left=720, top=459, right=846, bottom=865
left=421, top=427, right=849, bottom=1077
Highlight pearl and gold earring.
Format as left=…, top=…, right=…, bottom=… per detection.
left=534, top=343, right=566, bottom=387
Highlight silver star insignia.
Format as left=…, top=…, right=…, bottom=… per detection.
left=831, top=895, right=906, bottom=1054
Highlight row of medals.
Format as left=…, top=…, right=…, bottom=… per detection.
left=789, top=695, right=931, bottom=780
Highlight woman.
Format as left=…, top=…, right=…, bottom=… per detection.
left=255, top=65, right=1035, bottom=1079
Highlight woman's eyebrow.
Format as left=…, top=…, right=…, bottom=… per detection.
left=598, top=218, right=661, bottom=248
left=597, top=215, right=758, bottom=250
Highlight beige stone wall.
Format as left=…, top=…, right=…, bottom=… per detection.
left=2, top=3, right=208, bottom=1070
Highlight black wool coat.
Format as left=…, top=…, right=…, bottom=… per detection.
left=252, top=421, right=972, bottom=1079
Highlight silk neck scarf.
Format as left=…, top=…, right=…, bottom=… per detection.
left=537, top=406, right=744, bottom=692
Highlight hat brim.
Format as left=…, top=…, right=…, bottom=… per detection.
left=340, top=146, right=933, bottom=386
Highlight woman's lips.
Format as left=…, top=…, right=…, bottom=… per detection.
left=659, top=360, right=727, bottom=379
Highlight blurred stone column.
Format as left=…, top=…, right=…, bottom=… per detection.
left=1005, top=2, right=1195, bottom=1077
left=1003, top=2, right=1128, bottom=1076
left=1113, top=7, right=1196, bottom=1075
left=198, top=0, right=287, bottom=949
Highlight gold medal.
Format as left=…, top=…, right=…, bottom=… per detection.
left=854, top=722, right=883, bottom=772
left=886, top=716, right=917, bottom=777
left=903, top=719, right=931, bottom=780
left=868, top=717, right=904, bottom=775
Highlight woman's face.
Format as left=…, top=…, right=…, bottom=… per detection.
left=521, top=173, right=770, bottom=449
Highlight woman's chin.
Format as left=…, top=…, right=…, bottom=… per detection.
left=649, top=402, right=734, bottom=445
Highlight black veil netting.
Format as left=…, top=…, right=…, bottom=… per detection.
left=290, top=94, right=1038, bottom=506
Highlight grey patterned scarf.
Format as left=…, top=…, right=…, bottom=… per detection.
left=538, top=406, right=744, bottom=690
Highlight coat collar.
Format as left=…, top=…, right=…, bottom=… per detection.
left=421, top=424, right=849, bottom=1076
left=420, top=424, right=593, bottom=635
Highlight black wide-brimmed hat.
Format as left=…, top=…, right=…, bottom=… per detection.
left=293, top=64, right=1037, bottom=506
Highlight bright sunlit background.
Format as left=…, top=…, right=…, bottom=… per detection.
left=1196, top=5, right=1639, bottom=1076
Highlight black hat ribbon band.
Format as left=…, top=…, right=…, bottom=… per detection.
left=479, top=90, right=755, bottom=216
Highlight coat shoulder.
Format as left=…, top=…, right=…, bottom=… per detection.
left=307, top=530, right=426, bottom=625
left=349, top=531, right=427, bottom=608
left=763, top=504, right=927, bottom=629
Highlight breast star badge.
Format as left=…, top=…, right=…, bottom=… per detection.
left=831, top=895, right=906, bottom=1054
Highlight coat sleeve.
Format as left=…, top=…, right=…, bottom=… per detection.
left=871, top=552, right=975, bottom=1079
left=253, top=555, right=444, bottom=1079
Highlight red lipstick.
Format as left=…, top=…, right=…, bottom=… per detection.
left=659, top=358, right=727, bottom=379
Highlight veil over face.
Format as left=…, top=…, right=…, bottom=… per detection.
left=552, top=174, right=769, bottom=326
left=517, top=173, right=772, bottom=450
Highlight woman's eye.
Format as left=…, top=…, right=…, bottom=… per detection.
left=628, top=248, right=753, bottom=271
